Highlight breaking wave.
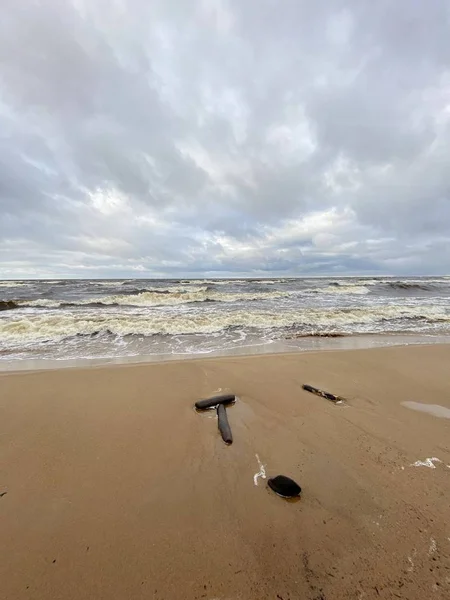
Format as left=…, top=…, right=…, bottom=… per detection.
left=0, top=281, right=31, bottom=288
left=88, top=280, right=126, bottom=287
left=1, top=304, right=449, bottom=348
left=14, top=288, right=291, bottom=309
left=322, top=284, right=370, bottom=295
left=179, top=278, right=290, bottom=285
left=305, top=281, right=372, bottom=295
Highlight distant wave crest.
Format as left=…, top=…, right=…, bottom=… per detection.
left=0, top=281, right=31, bottom=288
left=322, top=284, right=370, bottom=295
left=12, top=287, right=291, bottom=309
left=386, top=281, right=431, bottom=291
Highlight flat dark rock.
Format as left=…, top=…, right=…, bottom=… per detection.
left=195, top=394, right=236, bottom=410
left=268, top=475, right=301, bottom=498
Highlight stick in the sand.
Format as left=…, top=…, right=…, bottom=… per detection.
left=217, top=403, right=233, bottom=444
left=302, top=384, right=344, bottom=403
left=195, top=394, right=236, bottom=410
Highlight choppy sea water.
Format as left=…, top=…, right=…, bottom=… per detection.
left=1, top=276, right=450, bottom=368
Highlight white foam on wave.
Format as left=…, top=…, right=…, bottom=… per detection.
left=322, top=284, right=370, bottom=295
left=182, top=278, right=288, bottom=285
left=0, top=281, right=31, bottom=288
left=1, top=303, right=449, bottom=349
left=19, top=288, right=291, bottom=308
left=134, top=284, right=209, bottom=293
left=186, top=279, right=244, bottom=285
left=18, top=298, right=63, bottom=308
left=88, top=280, right=125, bottom=286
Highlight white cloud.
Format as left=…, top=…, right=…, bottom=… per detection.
left=0, top=0, right=449, bottom=278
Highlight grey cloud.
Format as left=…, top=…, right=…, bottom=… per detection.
left=0, top=0, right=449, bottom=278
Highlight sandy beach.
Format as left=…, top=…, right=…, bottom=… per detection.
left=1, top=345, right=450, bottom=600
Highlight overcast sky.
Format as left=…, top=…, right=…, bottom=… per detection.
left=1, top=0, right=449, bottom=279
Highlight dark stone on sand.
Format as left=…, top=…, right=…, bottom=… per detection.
left=268, top=475, right=301, bottom=498
left=217, top=403, right=233, bottom=444
left=195, top=394, right=236, bottom=410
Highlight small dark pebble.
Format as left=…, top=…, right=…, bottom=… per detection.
left=52, top=560, right=56, bottom=564
left=0, top=492, right=7, bottom=498
left=268, top=475, right=301, bottom=498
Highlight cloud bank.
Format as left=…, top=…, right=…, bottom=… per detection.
left=1, top=0, right=449, bottom=278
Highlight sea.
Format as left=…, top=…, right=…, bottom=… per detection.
left=1, top=276, right=450, bottom=369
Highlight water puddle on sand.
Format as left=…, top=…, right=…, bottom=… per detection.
left=401, top=401, right=450, bottom=419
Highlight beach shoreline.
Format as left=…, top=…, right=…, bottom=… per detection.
left=2, top=344, right=450, bottom=599
left=1, top=332, right=450, bottom=373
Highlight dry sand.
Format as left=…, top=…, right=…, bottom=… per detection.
left=1, top=345, right=450, bottom=600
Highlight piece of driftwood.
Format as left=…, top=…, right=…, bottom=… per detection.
left=217, top=403, right=233, bottom=444
left=302, top=384, right=344, bottom=403
left=195, top=394, right=236, bottom=410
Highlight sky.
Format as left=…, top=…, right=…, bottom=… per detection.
left=1, top=0, right=450, bottom=279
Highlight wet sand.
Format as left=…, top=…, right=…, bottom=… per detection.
left=1, top=345, right=450, bottom=599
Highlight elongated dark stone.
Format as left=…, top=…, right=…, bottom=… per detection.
left=268, top=475, right=301, bottom=498
left=217, top=403, right=233, bottom=444
left=195, top=394, right=236, bottom=410
left=302, top=384, right=343, bottom=403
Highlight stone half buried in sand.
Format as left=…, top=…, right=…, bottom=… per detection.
left=267, top=475, right=302, bottom=498
left=195, top=394, right=236, bottom=410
